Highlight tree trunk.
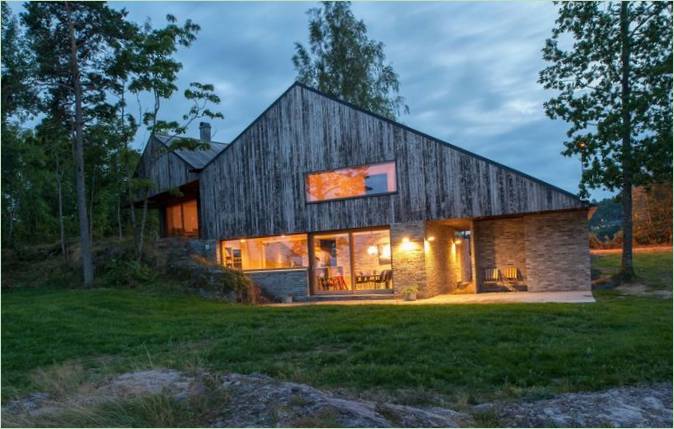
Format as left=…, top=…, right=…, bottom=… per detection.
left=67, top=5, right=94, bottom=287
left=620, top=1, right=635, bottom=280
left=55, top=157, right=67, bottom=263
left=89, top=169, right=96, bottom=243
left=137, top=190, right=149, bottom=262
left=117, top=196, right=123, bottom=240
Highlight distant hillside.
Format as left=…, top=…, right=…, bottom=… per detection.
left=589, top=197, right=622, bottom=240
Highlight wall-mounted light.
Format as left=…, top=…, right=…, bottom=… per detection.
left=400, top=237, right=415, bottom=251
left=427, top=236, right=436, bottom=242
left=240, top=239, right=247, bottom=243
left=367, top=245, right=378, bottom=256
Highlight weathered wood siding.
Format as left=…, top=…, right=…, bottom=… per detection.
left=200, top=84, right=584, bottom=240
left=136, top=137, right=199, bottom=199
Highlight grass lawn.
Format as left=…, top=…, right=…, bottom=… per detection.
left=592, top=247, right=673, bottom=290
left=2, top=250, right=672, bottom=407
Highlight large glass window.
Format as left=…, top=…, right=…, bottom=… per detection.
left=312, top=232, right=352, bottom=292
left=165, top=199, right=198, bottom=237
left=305, top=161, right=397, bottom=202
left=352, top=230, right=392, bottom=291
left=221, top=234, right=308, bottom=270
left=311, top=228, right=393, bottom=294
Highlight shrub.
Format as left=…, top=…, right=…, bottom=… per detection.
left=97, top=258, right=157, bottom=289
left=222, top=268, right=260, bottom=304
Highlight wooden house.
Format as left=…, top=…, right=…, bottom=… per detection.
left=135, top=82, right=591, bottom=301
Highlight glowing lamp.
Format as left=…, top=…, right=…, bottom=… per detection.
left=367, top=245, right=378, bottom=256
left=401, top=237, right=415, bottom=251
left=427, top=236, right=436, bottom=242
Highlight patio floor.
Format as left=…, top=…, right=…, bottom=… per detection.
left=272, top=291, right=596, bottom=306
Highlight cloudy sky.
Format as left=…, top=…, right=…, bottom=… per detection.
left=103, top=2, right=612, bottom=199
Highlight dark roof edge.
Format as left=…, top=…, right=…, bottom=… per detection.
left=132, top=134, right=191, bottom=178
left=154, top=134, right=228, bottom=169
left=204, top=81, right=585, bottom=204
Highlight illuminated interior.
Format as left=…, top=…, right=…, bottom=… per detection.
left=221, top=234, right=308, bottom=270
left=165, top=199, right=199, bottom=237
left=312, top=228, right=393, bottom=294
left=305, top=161, right=397, bottom=202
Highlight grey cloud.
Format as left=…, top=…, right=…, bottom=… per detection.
left=113, top=1, right=611, bottom=199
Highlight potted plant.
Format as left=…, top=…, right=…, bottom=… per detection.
left=403, top=286, right=417, bottom=301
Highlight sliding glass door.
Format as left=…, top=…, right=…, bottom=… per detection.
left=310, top=228, right=393, bottom=295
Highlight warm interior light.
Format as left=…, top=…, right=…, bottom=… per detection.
left=381, top=244, right=391, bottom=258
left=367, top=245, right=378, bottom=256
left=240, top=239, right=246, bottom=243
left=427, top=236, right=436, bottom=242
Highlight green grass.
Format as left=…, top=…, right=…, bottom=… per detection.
left=591, top=249, right=672, bottom=290
left=2, top=251, right=672, bottom=407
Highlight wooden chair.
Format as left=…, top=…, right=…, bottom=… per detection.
left=502, top=266, right=525, bottom=292
left=483, top=268, right=502, bottom=290
left=375, top=270, right=393, bottom=289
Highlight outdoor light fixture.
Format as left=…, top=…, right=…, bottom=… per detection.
left=240, top=239, right=246, bottom=243
left=367, top=245, right=378, bottom=256
left=427, top=236, right=436, bottom=242
left=401, top=237, right=415, bottom=251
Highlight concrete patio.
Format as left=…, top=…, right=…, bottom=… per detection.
left=272, top=291, right=596, bottom=306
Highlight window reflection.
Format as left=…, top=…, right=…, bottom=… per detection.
left=306, top=161, right=396, bottom=202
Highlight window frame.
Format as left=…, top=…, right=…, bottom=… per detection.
left=219, top=233, right=310, bottom=272
left=164, top=198, right=199, bottom=237
left=303, top=159, right=399, bottom=204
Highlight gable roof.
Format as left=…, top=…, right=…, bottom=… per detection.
left=154, top=134, right=228, bottom=170
left=202, top=81, right=584, bottom=203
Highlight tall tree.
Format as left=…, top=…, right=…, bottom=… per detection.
left=22, top=2, right=136, bottom=287
left=293, top=1, right=408, bottom=119
left=539, top=1, right=672, bottom=279
left=122, top=15, right=223, bottom=260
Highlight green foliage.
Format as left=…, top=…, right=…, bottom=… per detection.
left=221, top=268, right=257, bottom=304
left=97, top=259, right=158, bottom=289
left=1, top=3, right=37, bottom=120
left=293, top=1, right=408, bottom=120
left=1, top=4, right=222, bottom=262
left=540, top=2, right=672, bottom=197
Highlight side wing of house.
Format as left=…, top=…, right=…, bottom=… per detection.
left=136, top=136, right=200, bottom=200
left=199, top=83, right=585, bottom=240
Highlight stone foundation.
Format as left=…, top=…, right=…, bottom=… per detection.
left=474, top=210, right=590, bottom=292
left=245, top=269, right=309, bottom=301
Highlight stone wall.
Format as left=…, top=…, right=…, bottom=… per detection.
left=473, top=210, right=590, bottom=292
left=524, top=210, right=591, bottom=291
left=474, top=217, right=527, bottom=288
left=246, top=269, right=309, bottom=301
left=390, top=222, right=427, bottom=297
left=425, top=222, right=454, bottom=295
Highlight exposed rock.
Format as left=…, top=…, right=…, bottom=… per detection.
left=102, top=369, right=198, bottom=400
left=213, top=373, right=473, bottom=428
left=477, top=383, right=673, bottom=428
left=3, top=369, right=671, bottom=428
left=3, top=392, right=50, bottom=415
